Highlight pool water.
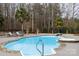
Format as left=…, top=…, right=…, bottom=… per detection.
left=4, top=36, right=60, bottom=56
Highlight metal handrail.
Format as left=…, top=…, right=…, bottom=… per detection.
left=36, top=39, right=44, bottom=56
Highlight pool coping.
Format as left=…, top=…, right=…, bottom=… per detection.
left=0, top=45, right=21, bottom=56
left=0, top=37, right=22, bottom=56
left=2, top=35, right=59, bottom=56
left=59, top=36, right=79, bottom=42
left=4, top=35, right=58, bottom=45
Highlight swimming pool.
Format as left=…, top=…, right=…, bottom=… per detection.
left=4, top=36, right=60, bottom=56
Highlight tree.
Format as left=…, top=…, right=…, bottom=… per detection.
left=15, top=7, right=30, bottom=32
left=62, top=4, right=71, bottom=33
left=33, top=3, right=44, bottom=33
left=52, top=3, right=62, bottom=33
left=0, top=12, right=4, bottom=30
left=0, top=4, right=4, bottom=30
left=54, top=16, right=63, bottom=33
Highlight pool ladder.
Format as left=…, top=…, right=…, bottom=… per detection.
left=36, top=39, right=44, bottom=56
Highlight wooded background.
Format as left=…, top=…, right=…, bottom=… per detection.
left=0, top=3, right=79, bottom=33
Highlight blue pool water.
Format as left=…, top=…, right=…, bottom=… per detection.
left=4, top=36, right=60, bottom=56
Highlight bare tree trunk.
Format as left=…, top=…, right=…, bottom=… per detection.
left=32, top=11, right=34, bottom=32
left=26, top=28, right=29, bottom=34
left=36, top=28, right=39, bottom=35
left=22, top=23, right=24, bottom=32
left=51, top=4, right=54, bottom=33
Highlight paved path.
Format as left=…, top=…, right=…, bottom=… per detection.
left=52, top=34, right=79, bottom=56
left=52, top=42, right=79, bottom=56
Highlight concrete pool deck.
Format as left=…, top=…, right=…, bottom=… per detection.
left=0, top=34, right=79, bottom=56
